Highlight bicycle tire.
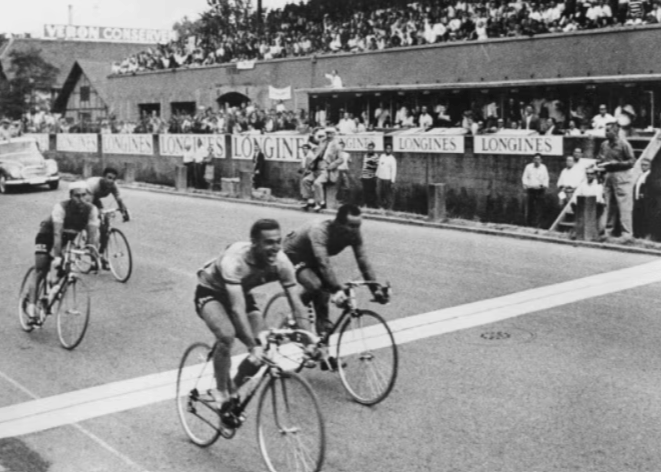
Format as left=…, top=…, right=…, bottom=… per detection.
left=55, top=276, right=91, bottom=350
left=256, top=371, right=325, bottom=472
left=176, top=342, right=221, bottom=447
left=336, top=309, right=398, bottom=406
left=17, top=267, right=36, bottom=333
left=106, top=228, right=132, bottom=282
left=71, top=232, right=95, bottom=274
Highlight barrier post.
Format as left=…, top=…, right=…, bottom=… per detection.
left=175, top=165, right=187, bottom=191
left=124, top=162, right=137, bottom=184
left=239, top=171, right=252, bottom=199
left=428, top=183, right=447, bottom=221
left=574, top=195, right=599, bottom=241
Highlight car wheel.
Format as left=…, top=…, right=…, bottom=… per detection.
left=48, top=180, right=59, bottom=190
left=0, top=174, right=7, bottom=194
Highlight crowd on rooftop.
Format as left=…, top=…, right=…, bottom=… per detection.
left=113, top=0, right=661, bottom=75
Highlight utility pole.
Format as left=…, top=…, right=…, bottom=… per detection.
left=68, top=4, right=73, bottom=25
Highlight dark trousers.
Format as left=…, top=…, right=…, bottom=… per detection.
left=336, top=170, right=352, bottom=204
left=633, top=198, right=648, bottom=239
left=361, top=178, right=377, bottom=208
left=526, top=188, right=546, bottom=228
left=194, top=163, right=206, bottom=189
left=377, top=179, right=394, bottom=210
left=184, top=162, right=195, bottom=188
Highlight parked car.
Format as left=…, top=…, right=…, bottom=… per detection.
left=0, top=138, right=59, bottom=193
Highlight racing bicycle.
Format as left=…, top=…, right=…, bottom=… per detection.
left=17, top=235, right=93, bottom=350
left=263, top=281, right=398, bottom=406
left=176, top=329, right=326, bottom=472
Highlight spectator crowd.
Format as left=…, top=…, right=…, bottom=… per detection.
left=113, top=0, right=661, bottom=75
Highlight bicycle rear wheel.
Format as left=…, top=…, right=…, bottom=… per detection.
left=176, top=342, right=221, bottom=447
left=257, top=371, right=325, bottom=472
left=55, top=276, right=91, bottom=350
left=106, top=228, right=132, bottom=282
left=17, top=267, right=36, bottom=332
left=336, top=310, right=398, bottom=405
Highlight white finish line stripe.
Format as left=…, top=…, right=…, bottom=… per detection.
left=2, top=260, right=661, bottom=438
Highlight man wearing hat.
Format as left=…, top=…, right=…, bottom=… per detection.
left=301, top=127, right=343, bottom=211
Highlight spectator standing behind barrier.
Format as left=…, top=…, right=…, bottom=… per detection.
left=633, top=159, right=651, bottom=238
left=361, top=142, right=379, bottom=208
left=325, top=70, right=343, bottom=89
left=253, top=143, right=266, bottom=189
left=522, top=153, right=549, bottom=228
left=596, top=121, right=635, bottom=238
left=557, top=155, right=586, bottom=206
left=193, top=141, right=209, bottom=189
left=336, top=141, right=352, bottom=204
left=203, top=144, right=217, bottom=190
left=573, top=166, right=606, bottom=233
left=182, top=142, right=196, bottom=188
left=592, top=104, right=615, bottom=130
left=522, top=105, right=541, bottom=132
left=376, top=144, right=397, bottom=210
left=301, top=128, right=342, bottom=212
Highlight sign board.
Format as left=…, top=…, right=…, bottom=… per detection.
left=474, top=135, right=563, bottom=156
left=232, top=134, right=308, bottom=161
left=393, top=134, right=464, bottom=154
left=23, top=134, right=50, bottom=151
left=339, top=133, right=384, bottom=152
left=159, top=134, right=225, bottom=158
left=43, top=24, right=176, bottom=43
left=102, top=134, right=153, bottom=155
left=56, top=134, right=98, bottom=153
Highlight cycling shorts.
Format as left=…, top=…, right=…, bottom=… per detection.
left=194, top=285, right=259, bottom=318
left=34, top=231, right=76, bottom=254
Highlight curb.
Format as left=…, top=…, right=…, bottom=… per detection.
left=114, top=180, right=661, bottom=258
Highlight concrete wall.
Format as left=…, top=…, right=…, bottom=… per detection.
left=105, top=26, right=661, bottom=120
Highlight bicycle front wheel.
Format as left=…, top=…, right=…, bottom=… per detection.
left=176, top=342, right=221, bottom=447
left=17, top=267, right=36, bottom=332
left=257, top=371, right=325, bottom=472
left=336, top=309, right=398, bottom=405
left=72, top=232, right=94, bottom=274
left=106, top=228, right=132, bottom=282
left=55, top=276, right=91, bottom=350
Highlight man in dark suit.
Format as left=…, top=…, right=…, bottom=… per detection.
left=522, top=105, right=540, bottom=132
left=633, top=159, right=651, bottom=238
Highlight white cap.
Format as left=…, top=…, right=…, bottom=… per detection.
left=69, top=180, right=90, bottom=193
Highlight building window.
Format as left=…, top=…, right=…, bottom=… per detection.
left=80, top=86, right=90, bottom=102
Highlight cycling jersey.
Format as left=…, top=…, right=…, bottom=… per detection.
left=38, top=200, right=100, bottom=234
left=197, top=242, right=297, bottom=296
left=87, top=177, right=120, bottom=208
left=283, top=219, right=375, bottom=292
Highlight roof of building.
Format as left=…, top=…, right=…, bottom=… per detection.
left=0, top=38, right=149, bottom=88
left=52, top=60, right=113, bottom=113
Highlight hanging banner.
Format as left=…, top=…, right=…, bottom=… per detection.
left=102, top=134, right=153, bottom=155
left=23, top=133, right=50, bottom=151
left=268, top=86, right=292, bottom=101
left=43, top=24, right=177, bottom=43
left=474, top=135, right=563, bottom=155
left=158, top=134, right=225, bottom=158
left=236, top=60, right=256, bottom=70
left=338, top=133, right=384, bottom=152
left=393, top=134, right=464, bottom=154
left=56, top=134, right=98, bottom=153
left=232, top=134, right=308, bottom=161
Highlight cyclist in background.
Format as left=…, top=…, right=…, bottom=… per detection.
left=194, top=219, right=308, bottom=424
left=283, top=204, right=388, bottom=339
left=87, top=167, right=129, bottom=268
left=26, top=181, right=99, bottom=322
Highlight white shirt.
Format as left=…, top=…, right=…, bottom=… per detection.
left=338, top=118, right=357, bottom=134
left=592, top=113, right=615, bottom=129
left=376, top=153, right=397, bottom=182
left=325, top=73, right=343, bottom=89
left=557, top=165, right=586, bottom=190
left=182, top=149, right=195, bottom=164
left=575, top=180, right=605, bottom=204
left=522, top=163, right=549, bottom=189
left=419, top=113, right=434, bottom=128
left=337, top=151, right=351, bottom=171
left=193, top=147, right=208, bottom=163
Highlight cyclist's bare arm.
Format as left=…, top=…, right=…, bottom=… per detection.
left=352, top=239, right=377, bottom=283
left=110, top=184, right=127, bottom=212
left=283, top=283, right=308, bottom=325
left=52, top=222, right=64, bottom=258
left=226, top=284, right=259, bottom=351
left=86, top=205, right=101, bottom=247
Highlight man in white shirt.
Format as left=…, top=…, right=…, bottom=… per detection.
left=193, top=140, right=211, bottom=189
left=418, top=106, right=434, bottom=129
left=376, top=144, right=397, bottom=210
left=325, top=70, right=343, bottom=89
left=592, top=104, right=615, bottom=130
left=182, top=142, right=196, bottom=188
left=557, top=155, right=586, bottom=205
left=522, top=153, right=549, bottom=227
left=338, top=112, right=357, bottom=134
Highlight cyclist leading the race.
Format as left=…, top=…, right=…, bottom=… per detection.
left=27, top=181, right=99, bottom=321
left=283, top=204, right=388, bottom=338
left=194, top=219, right=308, bottom=422
left=87, top=167, right=129, bottom=267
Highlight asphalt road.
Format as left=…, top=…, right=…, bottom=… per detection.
left=1, top=186, right=661, bottom=472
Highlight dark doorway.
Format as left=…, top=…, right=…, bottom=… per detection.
left=217, top=92, right=250, bottom=109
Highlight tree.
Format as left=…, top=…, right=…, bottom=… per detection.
left=0, top=48, right=59, bottom=119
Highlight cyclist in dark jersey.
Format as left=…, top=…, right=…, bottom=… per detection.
left=283, top=204, right=388, bottom=337
left=27, top=181, right=99, bottom=321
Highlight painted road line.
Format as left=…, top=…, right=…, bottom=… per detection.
left=2, top=259, right=661, bottom=438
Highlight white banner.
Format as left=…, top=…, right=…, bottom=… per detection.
left=159, top=134, right=225, bottom=158
left=268, top=86, right=292, bottom=101
left=339, top=133, right=384, bottom=152
left=43, top=24, right=176, bottom=43
left=56, top=134, right=98, bottom=153
left=23, top=133, right=49, bottom=151
left=474, top=135, right=563, bottom=156
left=232, top=134, right=308, bottom=161
left=102, top=134, right=153, bottom=155
left=393, top=134, right=464, bottom=154
left=236, top=60, right=256, bottom=70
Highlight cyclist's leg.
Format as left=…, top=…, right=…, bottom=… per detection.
left=296, top=268, right=331, bottom=335
left=30, top=232, right=53, bottom=315
left=94, top=200, right=109, bottom=256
